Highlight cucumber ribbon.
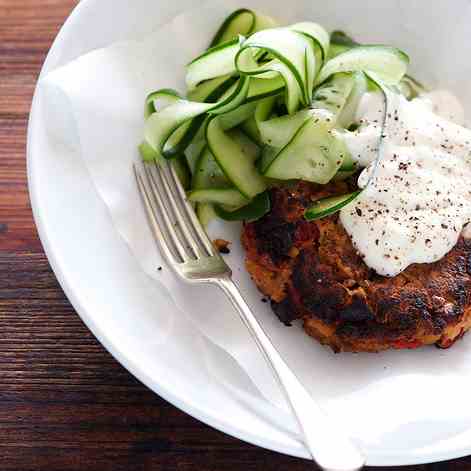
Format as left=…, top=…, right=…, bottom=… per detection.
left=139, top=8, right=410, bottom=224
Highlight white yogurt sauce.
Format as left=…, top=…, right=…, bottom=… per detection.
left=339, top=90, right=471, bottom=277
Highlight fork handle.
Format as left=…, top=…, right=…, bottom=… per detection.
left=217, top=277, right=365, bottom=471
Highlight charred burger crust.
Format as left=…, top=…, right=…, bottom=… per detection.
left=291, top=249, right=351, bottom=323
left=242, top=183, right=471, bottom=352
left=253, top=219, right=297, bottom=265
left=248, top=185, right=321, bottom=265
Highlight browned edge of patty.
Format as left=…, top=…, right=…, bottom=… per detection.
left=242, top=181, right=471, bottom=352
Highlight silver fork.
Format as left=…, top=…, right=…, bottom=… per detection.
left=134, top=160, right=365, bottom=471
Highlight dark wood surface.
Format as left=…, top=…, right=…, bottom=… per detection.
left=1, top=1, right=470, bottom=470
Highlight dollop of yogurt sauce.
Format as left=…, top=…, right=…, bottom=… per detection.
left=339, top=89, right=471, bottom=276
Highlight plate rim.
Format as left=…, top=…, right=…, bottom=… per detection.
left=25, top=0, right=311, bottom=463
left=26, top=0, right=471, bottom=466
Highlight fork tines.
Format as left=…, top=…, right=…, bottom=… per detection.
left=134, top=160, right=216, bottom=265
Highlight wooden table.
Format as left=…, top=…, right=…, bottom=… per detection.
left=1, top=2, right=470, bottom=470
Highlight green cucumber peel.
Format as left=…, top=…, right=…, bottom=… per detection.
left=209, top=9, right=277, bottom=47
left=192, top=147, right=228, bottom=190
left=289, top=22, right=330, bottom=61
left=328, top=33, right=423, bottom=97
left=304, top=190, right=361, bottom=220
left=241, top=115, right=262, bottom=145
left=330, top=31, right=358, bottom=47
left=210, top=9, right=256, bottom=47
left=235, top=27, right=316, bottom=113
left=257, top=73, right=356, bottom=159
left=218, top=102, right=257, bottom=130
left=205, top=116, right=266, bottom=199
left=144, top=76, right=249, bottom=159
left=263, top=112, right=350, bottom=184
left=138, top=140, right=159, bottom=162
left=186, top=38, right=242, bottom=91
left=399, top=74, right=428, bottom=100
left=144, top=88, right=181, bottom=119
left=215, top=190, right=270, bottom=221
left=184, top=136, right=206, bottom=175
left=197, top=203, right=217, bottom=228
left=311, top=73, right=355, bottom=118
left=246, top=76, right=285, bottom=102
left=186, top=75, right=238, bottom=103
left=337, top=71, right=368, bottom=129
left=188, top=187, right=249, bottom=207
left=316, top=45, right=409, bottom=87
left=161, top=76, right=240, bottom=161
left=171, top=155, right=192, bottom=190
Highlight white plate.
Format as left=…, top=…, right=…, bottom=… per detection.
left=28, top=0, right=471, bottom=466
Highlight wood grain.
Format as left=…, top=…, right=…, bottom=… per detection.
left=0, top=1, right=470, bottom=470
